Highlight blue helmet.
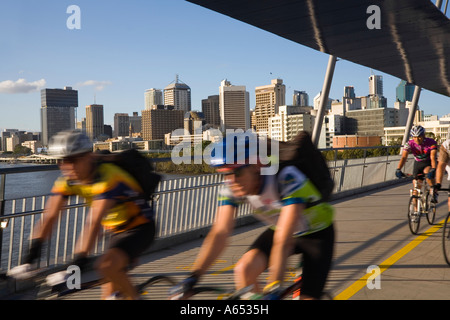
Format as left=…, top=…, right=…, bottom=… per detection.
left=209, top=133, right=259, bottom=168
left=410, top=125, right=425, bottom=137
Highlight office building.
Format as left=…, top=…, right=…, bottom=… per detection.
left=254, top=79, right=286, bottom=134
left=293, top=90, right=309, bottom=107
left=40, top=86, right=78, bottom=146
left=145, top=88, right=163, bottom=110
left=114, top=113, right=130, bottom=137
left=85, top=104, right=104, bottom=141
left=129, top=112, right=142, bottom=136
left=268, top=105, right=314, bottom=142
left=202, top=95, right=220, bottom=127
left=219, top=79, right=250, bottom=131
left=396, top=80, right=415, bottom=102
left=141, top=105, right=184, bottom=140
left=164, top=76, right=191, bottom=112
left=345, top=108, right=396, bottom=136
left=369, top=75, right=383, bottom=97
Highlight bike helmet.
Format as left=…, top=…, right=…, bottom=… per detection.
left=48, top=130, right=93, bottom=158
left=410, top=125, right=425, bottom=137
left=209, top=133, right=259, bottom=169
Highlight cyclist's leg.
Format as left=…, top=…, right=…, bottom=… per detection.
left=97, top=221, right=155, bottom=299
left=294, top=224, right=335, bottom=300
left=234, top=228, right=272, bottom=292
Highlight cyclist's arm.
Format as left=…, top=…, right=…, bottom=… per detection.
left=397, top=148, right=410, bottom=170
left=191, top=204, right=236, bottom=277
left=430, top=148, right=437, bottom=170
left=436, top=145, right=450, bottom=185
left=267, top=203, right=305, bottom=285
left=32, top=194, right=67, bottom=240
left=75, top=198, right=116, bottom=255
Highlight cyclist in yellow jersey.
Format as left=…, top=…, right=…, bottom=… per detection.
left=8, top=130, right=156, bottom=300
left=171, top=133, right=335, bottom=300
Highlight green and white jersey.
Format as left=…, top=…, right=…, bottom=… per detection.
left=218, top=165, right=334, bottom=236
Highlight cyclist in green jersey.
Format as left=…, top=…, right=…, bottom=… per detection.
left=171, top=133, right=335, bottom=299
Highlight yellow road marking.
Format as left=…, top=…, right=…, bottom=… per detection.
left=210, top=264, right=235, bottom=275
left=334, top=218, right=445, bottom=300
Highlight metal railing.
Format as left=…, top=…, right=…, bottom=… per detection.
left=0, top=146, right=413, bottom=271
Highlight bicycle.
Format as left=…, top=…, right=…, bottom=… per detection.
left=170, top=261, right=332, bottom=300
left=0, top=263, right=176, bottom=300
left=406, top=174, right=436, bottom=234
left=439, top=187, right=450, bottom=266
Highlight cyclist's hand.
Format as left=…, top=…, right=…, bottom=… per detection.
left=434, top=183, right=441, bottom=191
left=427, top=168, right=436, bottom=179
left=395, top=169, right=405, bottom=179
left=169, top=273, right=199, bottom=300
left=262, top=281, right=283, bottom=300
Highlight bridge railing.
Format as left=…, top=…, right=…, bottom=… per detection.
left=0, top=146, right=414, bottom=271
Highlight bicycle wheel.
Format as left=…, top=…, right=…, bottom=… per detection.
left=407, top=196, right=421, bottom=234
left=426, top=194, right=436, bottom=225
left=442, top=212, right=450, bottom=266
left=136, top=275, right=176, bottom=295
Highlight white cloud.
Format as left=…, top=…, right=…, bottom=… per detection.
left=0, top=78, right=46, bottom=94
left=76, top=80, right=112, bottom=91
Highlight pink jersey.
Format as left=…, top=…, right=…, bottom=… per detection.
left=403, top=137, right=437, bottom=161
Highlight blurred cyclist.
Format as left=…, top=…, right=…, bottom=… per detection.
left=435, top=136, right=450, bottom=208
left=396, top=125, right=438, bottom=203
left=171, top=133, right=335, bottom=300
left=8, top=130, right=156, bottom=300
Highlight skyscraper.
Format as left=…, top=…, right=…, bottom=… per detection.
left=219, top=79, right=250, bottom=131
left=85, top=104, right=104, bottom=141
left=396, top=80, right=415, bottom=102
left=293, top=90, right=309, bottom=106
left=202, top=95, right=220, bottom=127
left=40, top=86, right=78, bottom=146
left=141, top=105, right=184, bottom=140
left=254, top=79, right=286, bottom=134
left=114, top=113, right=130, bottom=137
left=164, top=75, right=191, bottom=112
left=145, top=88, right=163, bottom=110
left=369, top=75, right=383, bottom=96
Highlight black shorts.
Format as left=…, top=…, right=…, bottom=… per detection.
left=249, top=224, right=335, bottom=299
left=413, top=160, right=431, bottom=179
left=108, top=220, right=155, bottom=263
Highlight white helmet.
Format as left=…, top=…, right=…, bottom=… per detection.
left=48, top=130, right=93, bottom=158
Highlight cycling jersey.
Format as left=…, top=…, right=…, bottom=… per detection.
left=403, top=137, right=437, bottom=162
left=218, top=165, right=334, bottom=236
left=51, top=162, right=153, bottom=233
left=438, top=139, right=450, bottom=178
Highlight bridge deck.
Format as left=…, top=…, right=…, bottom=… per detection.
left=58, top=180, right=450, bottom=300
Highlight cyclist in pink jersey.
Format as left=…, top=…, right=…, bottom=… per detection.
left=396, top=125, right=438, bottom=202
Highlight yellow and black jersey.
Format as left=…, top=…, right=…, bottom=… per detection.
left=51, top=162, right=153, bottom=233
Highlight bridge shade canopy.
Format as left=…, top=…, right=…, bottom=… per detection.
left=187, top=0, right=450, bottom=97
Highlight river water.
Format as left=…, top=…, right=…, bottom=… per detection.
left=0, top=162, right=187, bottom=200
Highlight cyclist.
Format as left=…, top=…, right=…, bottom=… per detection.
left=435, top=137, right=450, bottom=207
left=396, top=125, right=438, bottom=203
left=7, top=130, right=156, bottom=300
left=171, top=133, right=335, bottom=300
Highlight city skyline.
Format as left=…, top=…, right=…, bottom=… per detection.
left=0, top=0, right=448, bottom=132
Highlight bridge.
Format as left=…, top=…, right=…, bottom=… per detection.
left=1, top=149, right=450, bottom=300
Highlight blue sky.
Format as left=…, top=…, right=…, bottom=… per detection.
left=0, top=0, right=448, bottom=132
